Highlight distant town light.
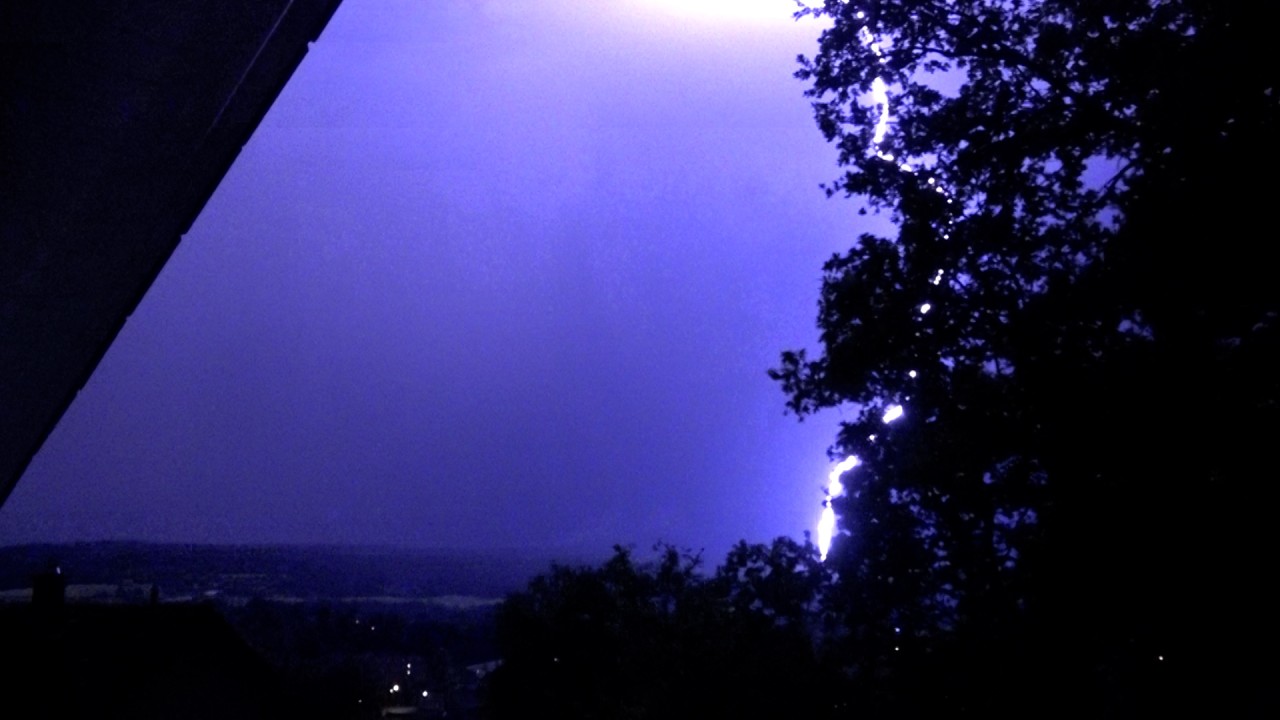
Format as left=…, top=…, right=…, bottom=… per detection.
left=423, top=691, right=429, bottom=697
left=920, top=303, right=932, bottom=314
left=392, top=684, right=400, bottom=693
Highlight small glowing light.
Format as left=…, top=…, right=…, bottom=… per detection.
left=894, top=627, right=901, bottom=633
left=856, top=11, right=865, bottom=19
left=894, top=646, right=900, bottom=651
left=931, top=270, right=944, bottom=285
left=391, top=684, right=400, bottom=693
left=1158, top=655, right=1164, bottom=662
left=920, top=303, right=931, bottom=314
left=927, top=177, right=936, bottom=185
left=908, top=370, right=917, bottom=378
left=883, top=404, right=904, bottom=423
left=868, top=433, right=877, bottom=442
left=422, top=691, right=429, bottom=698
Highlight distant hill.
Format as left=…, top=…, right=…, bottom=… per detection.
left=0, top=542, right=595, bottom=603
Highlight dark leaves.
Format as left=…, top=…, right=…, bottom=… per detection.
left=487, top=539, right=838, bottom=718
left=775, top=0, right=1279, bottom=712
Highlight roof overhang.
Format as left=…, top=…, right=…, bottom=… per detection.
left=1, top=0, right=344, bottom=506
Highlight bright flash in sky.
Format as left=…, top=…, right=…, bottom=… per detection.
left=811, top=3, right=928, bottom=562
left=869, top=77, right=891, bottom=145
left=818, top=17, right=912, bottom=548
left=635, top=0, right=800, bottom=23
left=818, top=455, right=861, bottom=560
left=818, top=403, right=907, bottom=559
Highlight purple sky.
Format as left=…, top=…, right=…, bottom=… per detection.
left=0, top=1, right=881, bottom=558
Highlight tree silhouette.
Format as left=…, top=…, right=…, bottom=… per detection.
left=776, top=1, right=1277, bottom=714
left=485, top=539, right=839, bottom=718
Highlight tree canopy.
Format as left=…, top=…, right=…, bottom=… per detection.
left=482, top=4, right=1276, bottom=715
left=485, top=539, right=839, bottom=718
left=774, top=0, right=1277, bottom=713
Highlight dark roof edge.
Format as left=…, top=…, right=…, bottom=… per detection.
left=0, top=0, right=344, bottom=507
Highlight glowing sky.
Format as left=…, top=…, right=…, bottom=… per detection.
left=0, top=0, right=886, bottom=558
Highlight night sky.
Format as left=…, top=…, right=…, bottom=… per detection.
left=0, top=1, right=884, bottom=558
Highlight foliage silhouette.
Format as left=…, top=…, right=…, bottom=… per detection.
left=775, top=0, right=1277, bottom=714
left=485, top=538, right=840, bottom=719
